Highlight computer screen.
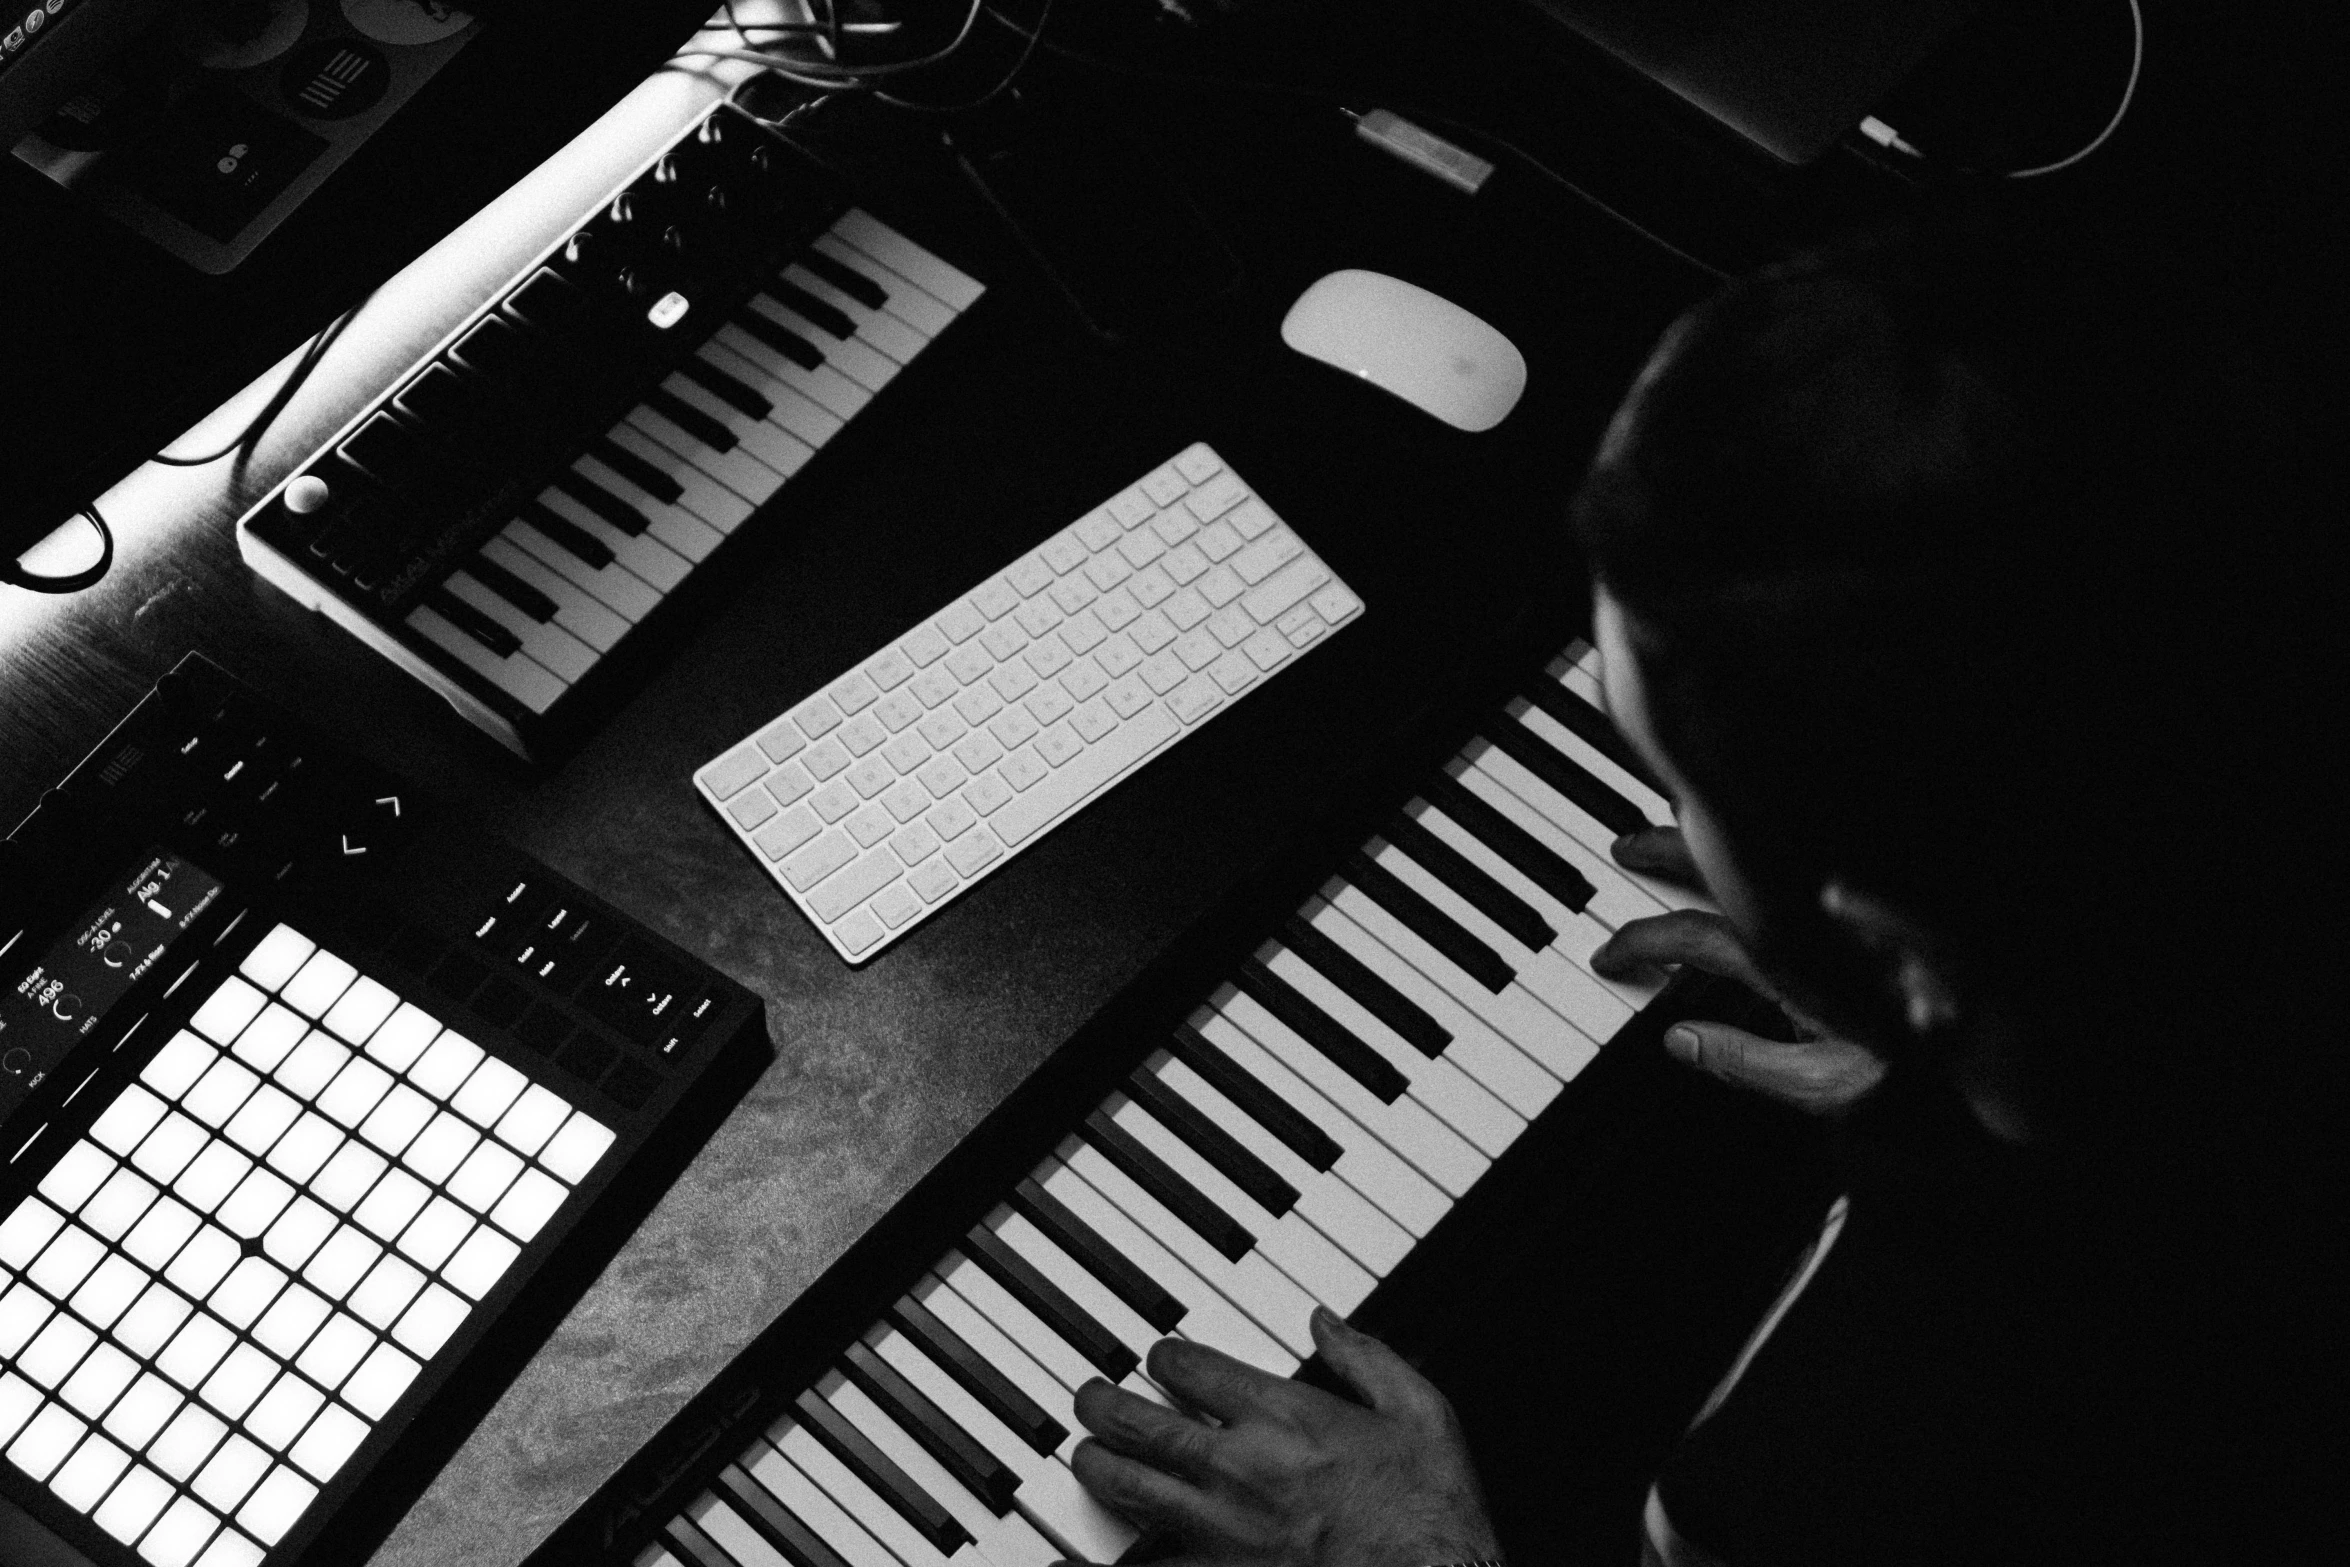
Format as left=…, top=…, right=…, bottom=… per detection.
left=0, top=0, right=715, bottom=569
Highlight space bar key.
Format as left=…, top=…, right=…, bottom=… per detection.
left=991, top=703, right=1182, bottom=847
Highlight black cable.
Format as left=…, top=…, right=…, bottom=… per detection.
left=148, top=300, right=364, bottom=470
left=2, top=503, right=114, bottom=595
left=873, top=0, right=1054, bottom=114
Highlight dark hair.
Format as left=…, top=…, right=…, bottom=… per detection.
left=1570, top=222, right=2340, bottom=1116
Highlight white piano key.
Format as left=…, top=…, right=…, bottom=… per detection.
left=476, top=536, right=627, bottom=654
left=1448, top=757, right=1670, bottom=930
left=1511, top=698, right=1676, bottom=826
left=1213, top=987, right=1488, bottom=1200
left=1411, top=782, right=1662, bottom=977
left=1465, top=739, right=1707, bottom=912
left=1302, top=898, right=1597, bottom=1093
left=1104, top=1095, right=1376, bottom=1313
left=822, top=1376, right=1060, bottom=1567
left=1033, top=1160, right=1295, bottom=1376
left=1538, top=903, right=1665, bottom=1010
left=744, top=1437, right=912, bottom=1567
left=813, top=232, right=957, bottom=337
left=1145, top=1053, right=1413, bottom=1275
left=626, top=406, right=789, bottom=510
left=988, top=1212, right=1160, bottom=1368
left=725, top=304, right=875, bottom=419
left=935, top=1254, right=1096, bottom=1396
left=502, top=519, right=660, bottom=623
left=1252, top=944, right=1524, bottom=1159
left=443, top=570, right=598, bottom=682
left=871, top=1327, right=1137, bottom=1565
left=573, top=453, right=725, bottom=563
left=834, top=211, right=986, bottom=311
left=602, top=422, right=759, bottom=533
left=1188, top=1012, right=1450, bottom=1239
left=1262, top=939, right=1557, bottom=1120
left=782, top=262, right=929, bottom=363
left=700, top=335, right=847, bottom=451
left=1310, top=889, right=1600, bottom=1087
left=658, top=372, right=816, bottom=479
left=1059, top=1140, right=1317, bottom=1361
left=405, top=603, right=568, bottom=713
left=770, top=1416, right=991, bottom=1567
left=913, top=1273, right=1082, bottom=1451
left=1366, top=840, right=1637, bottom=1043
left=754, top=297, right=899, bottom=395
left=537, top=486, right=695, bottom=593
left=684, top=1493, right=797, bottom=1567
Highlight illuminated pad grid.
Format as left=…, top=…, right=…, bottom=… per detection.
left=0, top=924, right=617, bottom=1565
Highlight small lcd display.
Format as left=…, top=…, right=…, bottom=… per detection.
left=0, top=850, right=223, bottom=1120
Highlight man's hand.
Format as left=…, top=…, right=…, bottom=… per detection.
left=1594, top=826, right=1886, bottom=1117
left=1069, top=1308, right=1501, bottom=1567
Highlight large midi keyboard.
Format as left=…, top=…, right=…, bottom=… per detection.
left=537, top=626, right=1730, bottom=1567
left=236, top=93, right=983, bottom=761
left=0, top=656, right=766, bottom=1567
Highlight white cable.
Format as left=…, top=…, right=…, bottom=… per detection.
left=2005, top=0, right=2142, bottom=178
left=676, top=0, right=988, bottom=82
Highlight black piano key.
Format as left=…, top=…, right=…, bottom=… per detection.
left=666, top=1515, right=739, bottom=1567
left=422, top=586, right=521, bottom=658
left=1166, top=1025, right=1342, bottom=1173
left=1278, top=915, right=1452, bottom=1060
left=840, top=1340, right=1020, bottom=1513
left=1340, top=853, right=1516, bottom=994
left=955, top=1231, right=1139, bottom=1382
left=518, top=499, right=616, bottom=569
left=644, top=386, right=738, bottom=452
left=1233, top=959, right=1410, bottom=1104
left=732, top=306, right=826, bottom=370
left=800, top=250, right=888, bottom=309
left=715, top=1464, right=855, bottom=1567
left=1517, top=672, right=1670, bottom=796
left=1011, top=1177, right=1186, bottom=1333
left=1124, top=1071, right=1300, bottom=1218
left=551, top=468, right=651, bottom=537
left=1417, top=775, right=1597, bottom=915
left=589, top=434, right=686, bottom=504
left=678, top=355, right=775, bottom=421
left=793, top=1389, right=971, bottom=1553
left=889, top=1293, right=1067, bottom=1455
left=1481, top=715, right=1651, bottom=839
left=1081, top=1109, right=1256, bottom=1262
left=1378, top=814, right=1557, bottom=951
left=764, top=278, right=856, bottom=339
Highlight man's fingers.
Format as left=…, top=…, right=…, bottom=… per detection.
left=1308, top=1306, right=1446, bottom=1425
left=1611, top=825, right=1701, bottom=887
left=1663, top=1022, right=1889, bottom=1115
left=1073, top=1378, right=1217, bottom=1477
left=1145, top=1336, right=1292, bottom=1424
left=1591, top=909, right=1765, bottom=989
left=1069, top=1436, right=1238, bottom=1540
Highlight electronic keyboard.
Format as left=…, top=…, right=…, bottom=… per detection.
left=236, top=94, right=983, bottom=761
left=0, top=654, right=766, bottom=1567
left=536, top=628, right=1724, bottom=1567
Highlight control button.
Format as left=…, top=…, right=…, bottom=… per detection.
left=284, top=475, right=333, bottom=515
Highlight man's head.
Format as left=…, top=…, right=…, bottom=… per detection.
left=1570, top=225, right=2331, bottom=1136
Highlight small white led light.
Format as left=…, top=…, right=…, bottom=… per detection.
left=647, top=291, right=692, bottom=330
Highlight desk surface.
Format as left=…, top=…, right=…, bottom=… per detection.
left=0, top=12, right=1743, bottom=1564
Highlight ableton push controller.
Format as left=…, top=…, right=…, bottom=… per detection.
left=0, top=654, right=765, bottom=1567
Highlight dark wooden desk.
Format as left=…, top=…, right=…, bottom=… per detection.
left=2, top=18, right=1727, bottom=1563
